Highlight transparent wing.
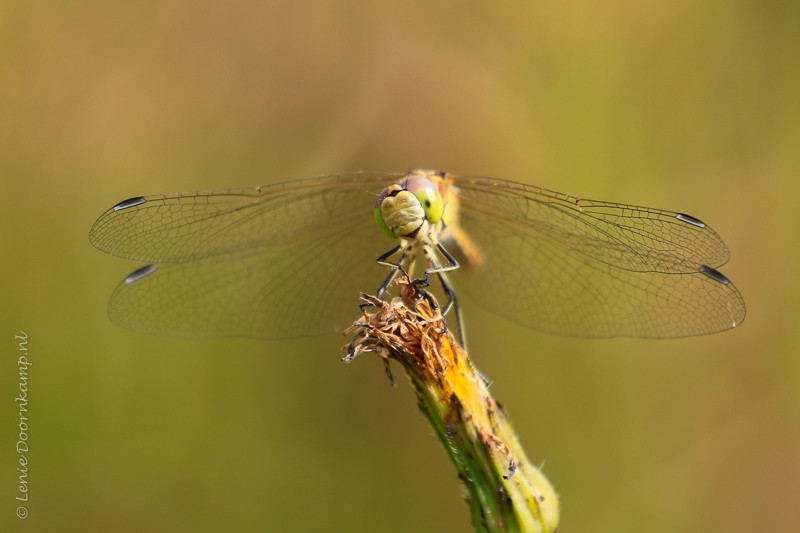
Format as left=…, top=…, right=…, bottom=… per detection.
left=449, top=176, right=745, bottom=338
left=91, top=173, right=400, bottom=338
left=90, top=172, right=397, bottom=263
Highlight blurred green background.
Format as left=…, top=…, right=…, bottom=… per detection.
left=2, top=1, right=798, bottom=531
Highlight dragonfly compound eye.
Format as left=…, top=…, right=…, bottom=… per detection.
left=403, top=176, right=444, bottom=223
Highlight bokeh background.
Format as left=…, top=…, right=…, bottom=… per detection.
left=2, top=1, right=798, bottom=531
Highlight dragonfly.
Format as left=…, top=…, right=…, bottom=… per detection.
left=90, top=169, right=745, bottom=340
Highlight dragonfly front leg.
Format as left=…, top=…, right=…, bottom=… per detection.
left=418, top=241, right=459, bottom=286
left=376, top=244, right=407, bottom=298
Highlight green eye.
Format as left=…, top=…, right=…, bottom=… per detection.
left=402, top=175, right=444, bottom=223
left=374, top=206, right=395, bottom=238
left=414, top=188, right=444, bottom=223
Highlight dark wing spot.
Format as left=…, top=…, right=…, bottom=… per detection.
left=113, top=196, right=146, bottom=211
left=699, top=265, right=730, bottom=285
left=124, top=264, right=157, bottom=284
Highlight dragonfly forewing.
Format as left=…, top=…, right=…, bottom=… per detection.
left=450, top=176, right=744, bottom=337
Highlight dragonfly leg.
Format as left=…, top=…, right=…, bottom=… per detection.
left=376, top=244, right=408, bottom=297
left=420, top=241, right=459, bottom=286
left=376, top=244, right=402, bottom=267
left=408, top=277, right=441, bottom=313
left=437, top=271, right=467, bottom=348
left=423, top=242, right=467, bottom=347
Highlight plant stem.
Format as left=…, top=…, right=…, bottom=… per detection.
left=344, top=281, right=559, bottom=532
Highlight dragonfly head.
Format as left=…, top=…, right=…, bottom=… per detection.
left=375, top=171, right=445, bottom=240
